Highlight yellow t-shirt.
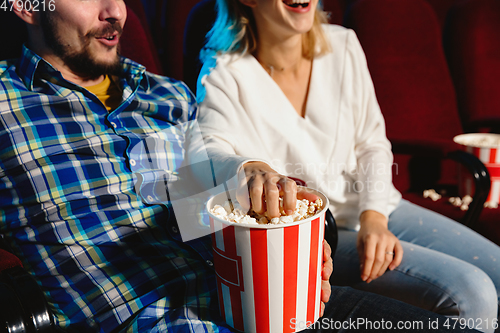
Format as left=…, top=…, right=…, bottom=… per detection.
left=86, top=75, right=122, bottom=111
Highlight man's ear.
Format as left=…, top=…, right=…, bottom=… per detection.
left=11, top=0, right=39, bottom=25
left=238, top=0, right=257, bottom=8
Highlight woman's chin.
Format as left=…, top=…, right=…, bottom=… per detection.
left=290, top=21, right=315, bottom=35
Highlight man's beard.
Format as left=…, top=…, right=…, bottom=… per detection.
left=40, top=12, right=123, bottom=79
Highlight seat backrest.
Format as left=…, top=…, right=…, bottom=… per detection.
left=183, top=0, right=217, bottom=93
left=160, top=0, right=201, bottom=81
left=344, top=0, right=463, bottom=193
left=423, top=0, right=457, bottom=29
left=124, top=0, right=163, bottom=74
left=344, top=0, right=462, bottom=142
left=0, top=6, right=162, bottom=75
left=322, top=0, right=349, bottom=25
left=444, top=0, right=500, bottom=132
left=121, top=6, right=162, bottom=74
left=0, top=11, right=27, bottom=61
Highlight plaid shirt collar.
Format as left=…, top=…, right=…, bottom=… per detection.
left=17, top=44, right=150, bottom=93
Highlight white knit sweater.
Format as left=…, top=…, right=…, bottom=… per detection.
left=192, top=24, right=402, bottom=230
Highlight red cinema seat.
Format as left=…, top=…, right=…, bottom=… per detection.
left=344, top=0, right=490, bottom=229
left=444, top=0, right=500, bottom=244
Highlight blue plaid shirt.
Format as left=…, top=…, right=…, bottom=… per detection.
left=0, top=46, right=232, bottom=332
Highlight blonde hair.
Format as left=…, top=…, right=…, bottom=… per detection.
left=201, top=0, right=331, bottom=62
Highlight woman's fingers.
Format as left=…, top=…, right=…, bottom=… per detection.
left=248, top=175, right=266, bottom=214
left=280, top=177, right=297, bottom=215
left=296, top=187, right=319, bottom=203
left=359, top=237, right=376, bottom=282
left=361, top=239, right=402, bottom=283
left=374, top=246, right=394, bottom=280
left=366, top=243, right=388, bottom=283
left=264, top=176, right=281, bottom=217
left=357, top=211, right=403, bottom=283
left=372, top=240, right=402, bottom=280
left=359, top=236, right=392, bottom=282
left=390, top=240, right=404, bottom=271
left=240, top=162, right=302, bottom=217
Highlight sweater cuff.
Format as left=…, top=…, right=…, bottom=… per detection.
left=358, top=201, right=390, bottom=220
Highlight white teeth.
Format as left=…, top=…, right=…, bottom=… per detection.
left=284, top=0, right=310, bottom=4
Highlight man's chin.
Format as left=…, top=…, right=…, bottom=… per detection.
left=64, top=46, right=122, bottom=78
left=93, top=56, right=122, bottom=72
left=67, top=55, right=122, bottom=79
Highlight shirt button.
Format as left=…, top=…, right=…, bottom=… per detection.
left=206, top=260, right=214, bottom=267
left=130, top=159, right=136, bottom=166
left=172, top=226, right=179, bottom=234
left=110, top=122, right=117, bottom=128
left=147, top=195, right=154, bottom=202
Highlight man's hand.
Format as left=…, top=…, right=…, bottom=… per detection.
left=237, top=161, right=317, bottom=217
left=357, top=210, right=403, bottom=283
left=320, top=240, right=333, bottom=317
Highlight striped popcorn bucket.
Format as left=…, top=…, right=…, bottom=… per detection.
left=454, top=133, right=500, bottom=206
left=207, top=188, right=328, bottom=333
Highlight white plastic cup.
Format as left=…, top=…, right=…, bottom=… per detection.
left=207, top=188, right=328, bottom=333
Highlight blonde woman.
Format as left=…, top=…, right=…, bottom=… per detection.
left=193, top=0, right=500, bottom=329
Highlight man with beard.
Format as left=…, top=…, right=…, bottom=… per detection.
left=0, top=0, right=484, bottom=332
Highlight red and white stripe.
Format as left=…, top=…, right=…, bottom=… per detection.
left=210, top=216, right=325, bottom=333
left=464, top=146, right=500, bottom=204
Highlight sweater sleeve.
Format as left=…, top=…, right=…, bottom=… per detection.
left=345, top=30, right=395, bottom=219
left=187, top=58, right=265, bottom=191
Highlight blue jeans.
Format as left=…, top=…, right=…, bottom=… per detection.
left=332, top=200, right=499, bottom=333
left=307, top=286, right=479, bottom=332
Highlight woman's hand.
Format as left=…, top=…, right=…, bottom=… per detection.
left=320, top=240, right=333, bottom=317
left=237, top=161, right=328, bottom=314
left=237, top=161, right=317, bottom=217
left=357, top=210, right=403, bottom=283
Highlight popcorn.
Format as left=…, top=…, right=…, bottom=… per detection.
left=212, top=205, right=228, bottom=218
left=423, top=189, right=441, bottom=201
left=484, top=201, right=499, bottom=209
left=210, top=197, right=323, bottom=225
left=211, top=202, right=259, bottom=224
left=449, top=195, right=473, bottom=211
left=259, top=217, right=268, bottom=224
left=456, top=134, right=500, bottom=148
left=270, top=215, right=294, bottom=225
left=462, top=195, right=473, bottom=205
left=449, top=197, right=462, bottom=207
